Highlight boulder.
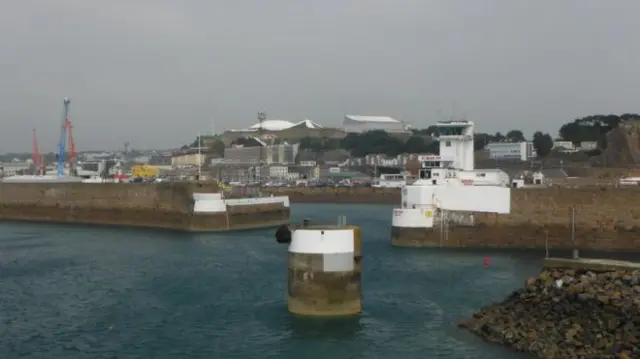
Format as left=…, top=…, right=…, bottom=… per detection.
left=460, top=267, right=640, bottom=358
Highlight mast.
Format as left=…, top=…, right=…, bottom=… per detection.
left=197, top=132, right=202, bottom=180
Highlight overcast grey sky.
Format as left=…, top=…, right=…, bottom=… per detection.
left=1, top=0, right=638, bottom=153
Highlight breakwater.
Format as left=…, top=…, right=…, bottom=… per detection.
left=266, top=187, right=640, bottom=250
left=0, top=182, right=289, bottom=231
left=392, top=187, right=640, bottom=250
left=264, top=187, right=400, bottom=204
left=458, top=258, right=640, bottom=358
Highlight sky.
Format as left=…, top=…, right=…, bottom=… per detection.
left=1, top=0, right=639, bottom=153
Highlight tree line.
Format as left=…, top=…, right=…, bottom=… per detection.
left=187, top=113, right=638, bottom=159
left=297, top=131, right=438, bottom=157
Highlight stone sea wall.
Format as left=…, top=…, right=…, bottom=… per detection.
left=393, top=187, right=640, bottom=250
left=0, top=182, right=220, bottom=212
left=265, top=187, right=640, bottom=250
left=458, top=261, right=640, bottom=358
left=0, top=182, right=289, bottom=231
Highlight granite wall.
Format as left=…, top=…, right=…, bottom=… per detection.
left=267, top=187, right=640, bottom=250
left=393, top=187, right=640, bottom=250
left=0, top=182, right=289, bottom=231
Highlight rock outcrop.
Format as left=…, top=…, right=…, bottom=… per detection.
left=458, top=266, right=640, bottom=358
left=597, top=121, right=640, bottom=168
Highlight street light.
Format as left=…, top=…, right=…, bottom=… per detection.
left=257, top=111, right=267, bottom=185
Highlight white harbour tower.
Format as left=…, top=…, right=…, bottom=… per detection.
left=390, top=120, right=512, bottom=247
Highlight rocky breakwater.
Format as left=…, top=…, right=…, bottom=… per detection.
left=458, top=259, right=640, bottom=359
left=0, top=182, right=290, bottom=232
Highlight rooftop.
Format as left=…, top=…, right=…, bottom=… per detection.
left=344, top=115, right=400, bottom=123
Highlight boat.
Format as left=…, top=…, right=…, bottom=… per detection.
left=390, top=120, right=511, bottom=247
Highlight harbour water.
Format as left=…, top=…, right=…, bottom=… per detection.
left=0, top=204, right=543, bottom=359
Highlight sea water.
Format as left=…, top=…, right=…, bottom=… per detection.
left=0, top=203, right=544, bottom=358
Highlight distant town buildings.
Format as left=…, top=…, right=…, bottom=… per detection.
left=552, top=141, right=598, bottom=152
left=171, top=152, right=206, bottom=167
left=486, top=141, right=537, bottom=161
left=222, top=141, right=299, bottom=165
left=484, top=139, right=600, bottom=162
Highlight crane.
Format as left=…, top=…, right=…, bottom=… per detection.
left=65, top=118, right=76, bottom=167
left=57, top=97, right=71, bottom=177
left=32, top=127, right=40, bottom=175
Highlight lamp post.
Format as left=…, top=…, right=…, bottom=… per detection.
left=257, top=111, right=267, bottom=186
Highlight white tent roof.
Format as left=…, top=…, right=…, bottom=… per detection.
left=232, top=118, right=324, bottom=132
left=344, top=115, right=401, bottom=123
left=248, top=120, right=296, bottom=131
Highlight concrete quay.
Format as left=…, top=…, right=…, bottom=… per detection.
left=267, top=187, right=640, bottom=250
left=0, top=182, right=290, bottom=232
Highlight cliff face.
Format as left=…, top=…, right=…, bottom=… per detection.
left=599, top=121, right=640, bottom=168
left=459, top=265, right=640, bottom=358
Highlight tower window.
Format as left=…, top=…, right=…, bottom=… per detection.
left=445, top=141, right=451, bottom=147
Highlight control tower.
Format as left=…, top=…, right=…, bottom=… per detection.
left=434, top=121, right=475, bottom=171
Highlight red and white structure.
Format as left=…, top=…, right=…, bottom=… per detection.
left=391, top=121, right=511, bottom=236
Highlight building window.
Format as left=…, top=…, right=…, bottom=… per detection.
left=476, top=173, right=486, bottom=177
left=445, top=141, right=451, bottom=147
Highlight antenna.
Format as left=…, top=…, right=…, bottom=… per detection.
left=197, top=131, right=202, bottom=181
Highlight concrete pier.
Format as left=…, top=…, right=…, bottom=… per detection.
left=287, top=225, right=362, bottom=316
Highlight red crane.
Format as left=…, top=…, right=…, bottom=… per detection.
left=64, top=119, right=76, bottom=164
left=32, top=127, right=40, bottom=175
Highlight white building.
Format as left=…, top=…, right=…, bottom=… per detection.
left=343, top=115, right=410, bottom=133
left=231, top=119, right=323, bottom=132
left=437, top=121, right=475, bottom=171
left=458, top=169, right=510, bottom=187
left=552, top=141, right=575, bottom=152
left=579, top=141, right=598, bottom=151
left=552, top=140, right=598, bottom=152
left=485, top=142, right=536, bottom=161
left=268, top=165, right=290, bottom=179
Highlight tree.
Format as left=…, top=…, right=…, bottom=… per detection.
left=558, top=114, right=638, bottom=148
left=506, top=130, right=526, bottom=142
left=473, top=133, right=492, bottom=151
left=411, top=125, right=439, bottom=136
left=210, top=138, right=225, bottom=156
left=532, top=131, right=554, bottom=157
left=404, top=135, right=431, bottom=153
